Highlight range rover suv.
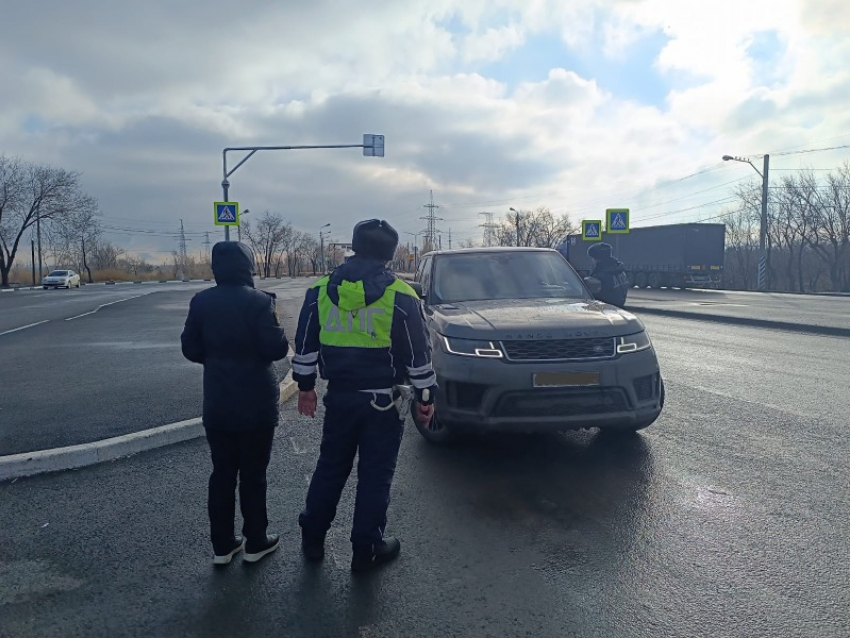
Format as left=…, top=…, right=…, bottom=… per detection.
left=409, top=248, right=664, bottom=443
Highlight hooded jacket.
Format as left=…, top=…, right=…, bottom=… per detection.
left=591, top=256, right=629, bottom=308
left=291, top=256, right=436, bottom=402
left=181, top=242, right=290, bottom=430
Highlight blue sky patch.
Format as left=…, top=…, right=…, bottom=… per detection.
left=23, top=115, right=48, bottom=133
left=747, top=29, right=786, bottom=87
left=478, top=29, right=672, bottom=107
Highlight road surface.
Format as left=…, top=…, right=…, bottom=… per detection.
left=1, top=314, right=847, bottom=637
left=627, top=288, right=850, bottom=334
left=0, top=280, right=309, bottom=456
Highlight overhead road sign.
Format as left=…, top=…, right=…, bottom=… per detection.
left=582, top=220, right=602, bottom=241
left=606, top=208, right=630, bottom=234
left=363, top=134, right=385, bottom=157
left=214, top=202, right=240, bottom=226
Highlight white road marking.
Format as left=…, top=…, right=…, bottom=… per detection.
left=64, top=294, right=148, bottom=321
left=0, top=320, right=50, bottom=337
left=290, top=437, right=307, bottom=454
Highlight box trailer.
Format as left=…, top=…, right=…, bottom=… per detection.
left=557, top=222, right=726, bottom=289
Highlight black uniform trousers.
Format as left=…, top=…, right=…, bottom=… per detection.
left=205, top=426, right=275, bottom=554
left=299, top=391, right=405, bottom=549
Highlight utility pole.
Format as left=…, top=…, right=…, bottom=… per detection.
left=722, top=153, right=770, bottom=290
left=177, top=220, right=189, bottom=281
left=759, top=154, right=770, bottom=290
left=203, top=232, right=211, bottom=260
left=36, top=207, right=43, bottom=279
left=448, top=229, right=452, bottom=250
left=509, top=207, right=521, bottom=246
left=31, top=235, right=36, bottom=287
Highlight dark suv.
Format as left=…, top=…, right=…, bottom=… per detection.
left=409, top=248, right=664, bottom=443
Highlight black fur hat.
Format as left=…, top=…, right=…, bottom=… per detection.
left=352, top=219, right=399, bottom=261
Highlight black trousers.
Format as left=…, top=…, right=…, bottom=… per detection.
left=205, top=427, right=275, bottom=554
left=299, top=391, right=404, bottom=548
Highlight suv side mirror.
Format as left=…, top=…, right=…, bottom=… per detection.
left=409, top=281, right=425, bottom=299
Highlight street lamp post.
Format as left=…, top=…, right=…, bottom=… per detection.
left=319, top=223, right=331, bottom=274
left=238, top=208, right=251, bottom=242
left=509, top=207, right=520, bottom=246
left=220, top=135, right=385, bottom=241
left=723, top=153, right=769, bottom=290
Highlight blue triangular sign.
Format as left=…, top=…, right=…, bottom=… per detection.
left=612, top=213, right=625, bottom=230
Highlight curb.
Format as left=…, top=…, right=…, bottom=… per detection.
left=0, top=373, right=298, bottom=483
left=627, top=305, right=850, bottom=338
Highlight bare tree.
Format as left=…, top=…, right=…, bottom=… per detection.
left=52, top=196, right=101, bottom=282
left=242, top=211, right=292, bottom=278
left=496, top=207, right=577, bottom=247
left=0, top=156, right=93, bottom=287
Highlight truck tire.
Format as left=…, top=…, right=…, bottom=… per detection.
left=648, top=273, right=664, bottom=289
left=634, top=272, right=649, bottom=288
left=626, top=271, right=636, bottom=287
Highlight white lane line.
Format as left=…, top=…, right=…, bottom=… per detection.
left=65, top=294, right=147, bottom=321
left=0, top=320, right=50, bottom=337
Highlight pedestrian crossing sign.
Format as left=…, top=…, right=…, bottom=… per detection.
left=606, top=208, right=630, bottom=234
left=214, top=202, right=240, bottom=226
left=582, top=220, right=602, bottom=241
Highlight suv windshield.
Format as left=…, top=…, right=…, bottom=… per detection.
left=432, top=251, right=587, bottom=303
left=47, top=271, right=68, bottom=277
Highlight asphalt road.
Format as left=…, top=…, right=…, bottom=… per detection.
left=0, top=279, right=310, bottom=456
left=627, top=288, right=850, bottom=333
left=1, top=315, right=847, bottom=637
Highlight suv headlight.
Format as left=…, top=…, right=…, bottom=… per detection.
left=617, top=331, right=652, bottom=354
left=441, top=335, right=503, bottom=358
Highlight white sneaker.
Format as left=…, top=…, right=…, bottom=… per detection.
left=213, top=537, right=246, bottom=565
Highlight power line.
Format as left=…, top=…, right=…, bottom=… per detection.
left=773, top=144, right=850, bottom=157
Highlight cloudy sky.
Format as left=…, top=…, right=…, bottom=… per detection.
left=2, top=0, right=850, bottom=260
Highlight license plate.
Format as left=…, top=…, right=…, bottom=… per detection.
left=533, top=371, right=600, bottom=387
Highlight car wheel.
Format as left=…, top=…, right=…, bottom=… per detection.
left=410, top=401, right=455, bottom=444
left=43, top=285, right=48, bottom=290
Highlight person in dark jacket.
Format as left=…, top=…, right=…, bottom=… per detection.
left=587, top=242, right=629, bottom=307
left=181, top=241, right=290, bottom=566
left=292, top=219, right=436, bottom=572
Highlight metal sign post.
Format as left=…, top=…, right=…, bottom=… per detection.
left=219, top=134, right=385, bottom=241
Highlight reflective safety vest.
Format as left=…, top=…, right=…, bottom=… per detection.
left=315, top=277, right=419, bottom=349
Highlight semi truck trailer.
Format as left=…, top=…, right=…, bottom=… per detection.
left=557, top=222, right=726, bottom=289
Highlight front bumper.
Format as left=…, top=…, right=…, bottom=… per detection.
left=433, top=347, right=663, bottom=432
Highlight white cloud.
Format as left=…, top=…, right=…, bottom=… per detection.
left=0, top=0, right=848, bottom=256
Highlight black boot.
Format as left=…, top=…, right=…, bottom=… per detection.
left=301, top=530, right=325, bottom=562
left=244, top=534, right=280, bottom=564
left=351, top=537, right=401, bottom=573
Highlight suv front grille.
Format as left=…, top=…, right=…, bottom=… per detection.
left=493, top=388, right=629, bottom=418
left=500, top=337, right=616, bottom=361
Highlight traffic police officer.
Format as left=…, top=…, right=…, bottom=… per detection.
left=587, top=242, right=630, bottom=308
left=292, top=219, right=436, bottom=572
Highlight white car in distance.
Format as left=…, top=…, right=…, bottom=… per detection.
left=42, top=270, right=81, bottom=289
